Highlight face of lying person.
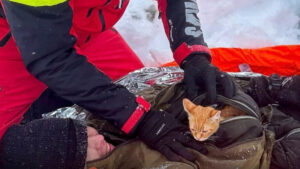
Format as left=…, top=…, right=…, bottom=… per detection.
left=86, top=127, right=115, bottom=163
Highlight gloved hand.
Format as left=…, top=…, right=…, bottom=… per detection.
left=182, top=54, right=235, bottom=104
left=248, top=74, right=300, bottom=108
left=138, top=110, right=207, bottom=162
left=268, top=74, right=300, bottom=107
left=248, top=76, right=276, bottom=107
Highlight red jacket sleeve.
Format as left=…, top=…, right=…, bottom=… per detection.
left=1, top=0, right=149, bottom=134
left=157, top=0, right=211, bottom=65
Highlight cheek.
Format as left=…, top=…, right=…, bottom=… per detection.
left=213, top=123, right=220, bottom=132
left=198, top=134, right=209, bottom=141
left=201, top=132, right=212, bottom=140
left=189, top=122, right=196, bottom=134
left=202, top=125, right=220, bottom=139
left=189, top=119, right=195, bottom=127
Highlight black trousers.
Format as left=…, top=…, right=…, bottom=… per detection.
left=22, top=89, right=73, bottom=124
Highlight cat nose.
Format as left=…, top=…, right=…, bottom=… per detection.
left=195, top=134, right=205, bottom=141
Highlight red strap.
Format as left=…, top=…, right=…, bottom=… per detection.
left=136, top=96, right=151, bottom=111
left=121, top=96, right=151, bottom=134
left=174, top=43, right=211, bottom=65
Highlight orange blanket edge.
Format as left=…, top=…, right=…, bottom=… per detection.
left=162, top=45, right=300, bottom=76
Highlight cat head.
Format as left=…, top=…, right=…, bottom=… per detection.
left=183, top=98, right=222, bottom=141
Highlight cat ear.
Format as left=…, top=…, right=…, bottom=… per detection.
left=211, top=111, right=221, bottom=122
left=183, top=98, right=196, bottom=113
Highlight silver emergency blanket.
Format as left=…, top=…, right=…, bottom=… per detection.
left=43, top=67, right=262, bottom=119
left=116, top=67, right=184, bottom=94
left=42, top=105, right=87, bottom=121
left=116, top=67, right=262, bottom=94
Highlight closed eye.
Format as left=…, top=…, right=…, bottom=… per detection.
left=191, top=129, right=209, bottom=133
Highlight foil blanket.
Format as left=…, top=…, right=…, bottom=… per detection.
left=43, top=67, right=262, bottom=120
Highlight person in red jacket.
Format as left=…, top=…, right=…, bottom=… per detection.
left=0, top=0, right=236, bottom=168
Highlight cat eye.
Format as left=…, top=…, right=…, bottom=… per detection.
left=191, top=128, right=209, bottom=133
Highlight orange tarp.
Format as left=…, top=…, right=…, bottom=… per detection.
left=162, top=45, right=300, bottom=76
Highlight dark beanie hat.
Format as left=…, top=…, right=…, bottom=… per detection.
left=0, top=118, right=87, bottom=169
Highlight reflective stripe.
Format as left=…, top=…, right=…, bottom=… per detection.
left=9, top=0, right=67, bottom=7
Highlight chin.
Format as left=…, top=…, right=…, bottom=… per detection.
left=195, top=137, right=208, bottom=141
left=199, top=138, right=208, bottom=141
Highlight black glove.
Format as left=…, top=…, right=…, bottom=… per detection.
left=248, top=76, right=277, bottom=107
left=248, top=74, right=300, bottom=108
left=182, top=54, right=235, bottom=104
left=269, top=74, right=300, bottom=108
left=138, top=110, right=207, bottom=162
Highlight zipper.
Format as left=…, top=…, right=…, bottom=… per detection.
left=205, top=115, right=262, bottom=148
left=276, top=128, right=300, bottom=142
left=219, top=95, right=259, bottom=119
left=206, top=131, right=264, bottom=150
left=193, top=95, right=259, bottom=119
left=168, top=19, right=174, bottom=43
left=118, top=0, right=124, bottom=8
left=220, top=115, right=259, bottom=124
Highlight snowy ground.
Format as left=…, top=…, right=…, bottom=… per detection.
left=115, top=0, right=300, bottom=67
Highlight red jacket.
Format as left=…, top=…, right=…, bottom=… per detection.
left=0, top=0, right=210, bottom=140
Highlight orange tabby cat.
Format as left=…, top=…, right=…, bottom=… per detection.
left=183, top=98, right=245, bottom=141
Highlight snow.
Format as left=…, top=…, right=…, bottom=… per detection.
left=115, top=0, right=300, bottom=66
